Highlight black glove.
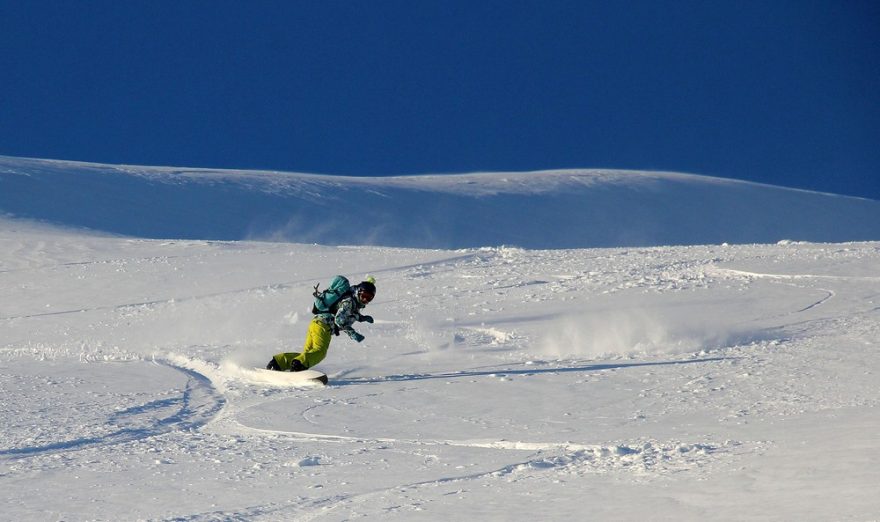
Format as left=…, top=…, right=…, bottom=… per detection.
left=359, top=315, right=374, bottom=323
left=349, top=331, right=365, bottom=342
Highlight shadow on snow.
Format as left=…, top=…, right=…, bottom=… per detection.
left=332, top=357, right=731, bottom=386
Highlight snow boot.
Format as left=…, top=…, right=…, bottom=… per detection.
left=266, top=357, right=307, bottom=372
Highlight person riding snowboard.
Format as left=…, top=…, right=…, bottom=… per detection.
left=267, top=276, right=376, bottom=372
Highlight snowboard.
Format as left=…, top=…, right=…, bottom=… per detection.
left=254, top=368, right=329, bottom=386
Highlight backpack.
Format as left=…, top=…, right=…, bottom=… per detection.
left=311, top=275, right=352, bottom=315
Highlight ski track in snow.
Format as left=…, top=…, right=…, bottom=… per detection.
left=2, top=231, right=880, bottom=520
left=0, top=359, right=225, bottom=460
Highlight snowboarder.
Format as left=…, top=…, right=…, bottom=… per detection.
left=267, top=276, right=376, bottom=372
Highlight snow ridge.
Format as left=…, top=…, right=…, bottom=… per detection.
left=3, top=155, right=879, bottom=248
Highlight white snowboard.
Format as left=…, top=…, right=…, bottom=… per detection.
left=252, top=368, right=328, bottom=386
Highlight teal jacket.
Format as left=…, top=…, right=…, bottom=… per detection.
left=316, top=293, right=366, bottom=340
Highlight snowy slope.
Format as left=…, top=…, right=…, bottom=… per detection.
left=3, top=155, right=880, bottom=248
left=2, top=223, right=880, bottom=520
left=2, top=157, right=880, bottom=520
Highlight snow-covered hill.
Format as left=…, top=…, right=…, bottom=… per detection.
left=3, top=155, right=879, bottom=248
left=2, top=156, right=879, bottom=520
left=2, top=225, right=879, bottom=520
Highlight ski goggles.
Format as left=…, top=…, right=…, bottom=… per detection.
left=358, top=289, right=375, bottom=303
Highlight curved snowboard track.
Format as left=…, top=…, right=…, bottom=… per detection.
left=229, top=411, right=746, bottom=521
left=152, top=358, right=228, bottom=431
left=0, top=359, right=226, bottom=459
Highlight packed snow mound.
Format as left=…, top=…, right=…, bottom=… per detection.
left=2, top=155, right=879, bottom=248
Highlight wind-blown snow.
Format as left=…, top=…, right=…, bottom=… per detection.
left=2, top=155, right=879, bottom=248
left=1, top=158, right=879, bottom=520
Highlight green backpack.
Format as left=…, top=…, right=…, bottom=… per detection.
left=311, top=275, right=352, bottom=315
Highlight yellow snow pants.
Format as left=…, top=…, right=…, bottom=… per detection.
left=272, top=318, right=333, bottom=370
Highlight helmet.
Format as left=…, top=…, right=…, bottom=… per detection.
left=357, top=280, right=376, bottom=304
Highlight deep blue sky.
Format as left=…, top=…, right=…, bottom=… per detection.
left=2, top=1, right=879, bottom=199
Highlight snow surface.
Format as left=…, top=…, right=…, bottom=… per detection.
left=2, top=159, right=880, bottom=520
left=3, top=155, right=880, bottom=248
